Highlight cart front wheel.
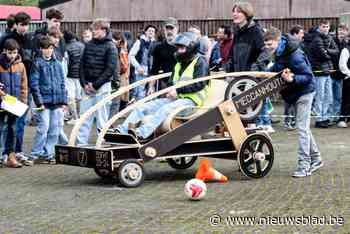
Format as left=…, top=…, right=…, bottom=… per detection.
left=167, top=157, right=198, bottom=170
left=118, top=159, right=145, bottom=188
left=238, top=133, right=274, bottom=178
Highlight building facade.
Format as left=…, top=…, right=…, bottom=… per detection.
left=40, top=0, right=350, bottom=21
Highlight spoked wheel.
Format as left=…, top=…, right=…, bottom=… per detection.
left=94, top=167, right=117, bottom=179
left=238, top=133, right=274, bottom=178
left=166, top=157, right=198, bottom=170
left=118, top=159, right=145, bottom=188
left=224, top=76, right=263, bottom=122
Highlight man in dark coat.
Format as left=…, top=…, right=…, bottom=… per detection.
left=148, top=17, right=179, bottom=94
left=225, top=2, right=264, bottom=72
left=308, top=20, right=339, bottom=128
left=32, top=8, right=66, bottom=60
left=76, top=18, right=118, bottom=145
left=63, top=31, right=85, bottom=121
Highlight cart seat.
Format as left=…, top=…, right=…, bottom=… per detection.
left=159, top=79, right=228, bottom=132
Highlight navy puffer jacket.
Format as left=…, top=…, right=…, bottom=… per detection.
left=270, top=35, right=315, bottom=104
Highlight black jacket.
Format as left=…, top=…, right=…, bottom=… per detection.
left=308, top=30, right=339, bottom=76
left=226, top=20, right=264, bottom=72
left=332, top=38, right=348, bottom=80
left=80, top=32, right=118, bottom=90
left=150, top=40, right=177, bottom=89
left=66, top=38, right=85, bottom=79
left=33, top=24, right=66, bottom=61
left=0, top=30, right=35, bottom=73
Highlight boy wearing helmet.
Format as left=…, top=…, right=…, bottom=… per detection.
left=115, top=32, right=209, bottom=141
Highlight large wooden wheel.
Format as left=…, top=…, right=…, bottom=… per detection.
left=225, top=76, right=263, bottom=122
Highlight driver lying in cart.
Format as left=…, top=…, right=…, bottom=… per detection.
left=114, top=32, right=209, bottom=141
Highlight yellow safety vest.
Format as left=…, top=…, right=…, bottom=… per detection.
left=173, top=57, right=209, bottom=107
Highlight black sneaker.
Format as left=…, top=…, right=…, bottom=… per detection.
left=315, top=121, right=328, bottom=128
left=127, top=128, right=138, bottom=138
left=128, top=129, right=152, bottom=143
left=47, top=158, right=56, bottom=165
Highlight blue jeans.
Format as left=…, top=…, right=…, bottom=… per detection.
left=30, top=107, right=64, bottom=159
left=76, top=82, right=111, bottom=145
left=0, top=114, right=17, bottom=158
left=117, top=98, right=195, bottom=139
left=295, top=92, right=321, bottom=170
left=256, top=98, right=272, bottom=126
left=109, top=98, right=121, bottom=120
left=284, top=102, right=296, bottom=125
left=3, top=110, right=27, bottom=154
left=4, top=93, right=33, bottom=154
left=330, top=79, right=342, bottom=122
left=132, top=73, right=147, bottom=101
left=314, top=75, right=333, bottom=122
left=58, top=116, right=68, bottom=145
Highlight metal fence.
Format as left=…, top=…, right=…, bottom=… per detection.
left=0, top=17, right=339, bottom=40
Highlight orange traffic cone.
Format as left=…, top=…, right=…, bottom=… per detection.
left=195, top=159, right=228, bottom=183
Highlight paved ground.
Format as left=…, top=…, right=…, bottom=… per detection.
left=0, top=109, right=350, bottom=233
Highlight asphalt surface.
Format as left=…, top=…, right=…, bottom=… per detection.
left=0, top=112, right=349, bottom=233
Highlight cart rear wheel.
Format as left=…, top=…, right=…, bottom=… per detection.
left=167, top=157, right=198, bottom=170
left=238, top=133, right=274, bottom=178
left=118, top=159, right=145, bottom=188
left=94, top=167, right=116, bottom=179
left=224, top=76, right=263, bottom=122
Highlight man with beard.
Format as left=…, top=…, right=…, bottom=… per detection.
left=148, top=17, right=179, bottom=94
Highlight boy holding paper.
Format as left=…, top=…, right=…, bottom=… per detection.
left=0, top=39, right=28, bottom=168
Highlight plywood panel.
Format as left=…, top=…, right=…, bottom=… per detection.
left=43, top=0, right=350, bottom=22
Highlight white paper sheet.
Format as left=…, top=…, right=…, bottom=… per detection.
left=0, top=95, right=28, bottom=117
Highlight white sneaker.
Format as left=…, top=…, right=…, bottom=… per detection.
left=1, top=154, right=8, bottom=165
left=16, top=152, right=28, bottom=161
left=264, top=125, right=275, bottom=133
left=66, top=119, right=78, bottom=125
left=337, top=121, right=347, bottom=128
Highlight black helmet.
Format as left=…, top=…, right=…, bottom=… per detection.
left=174, top=32, right=200, bottom=62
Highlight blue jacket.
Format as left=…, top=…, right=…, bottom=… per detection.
left=270, top=35, right=315, bottom=104
left=30, top=56, right=67, bottom=107
left=0, top=54, right=28, bottom=104
left=209, top=41, right=221, bottom=70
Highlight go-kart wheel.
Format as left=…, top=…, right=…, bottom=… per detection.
left=224, top=76, right=263, bottom=122
left=118, top=159, right=145, bottom=188
left=166, top=157, right=198, bottom=170
left=238, top=133, right=274, bottom=179
left=94, top=167, right=116, bottom=179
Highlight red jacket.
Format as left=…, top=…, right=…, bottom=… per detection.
left=220, top=38, right=233, bottom=65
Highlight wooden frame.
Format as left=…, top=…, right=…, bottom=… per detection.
left=94, top=71, right=276, bottom=147
left=56, top=72, right=284, bottom=186
left=68, top=71, right=276, bottom=147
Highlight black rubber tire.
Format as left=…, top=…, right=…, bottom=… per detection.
left=118, top=159, right=145, bottom=188
left=166, top=157, right=198, bottom=170
left=238, top=133, right=274, bottom=179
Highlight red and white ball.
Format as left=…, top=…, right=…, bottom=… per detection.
left=184, top=179, right=207, bottom=200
